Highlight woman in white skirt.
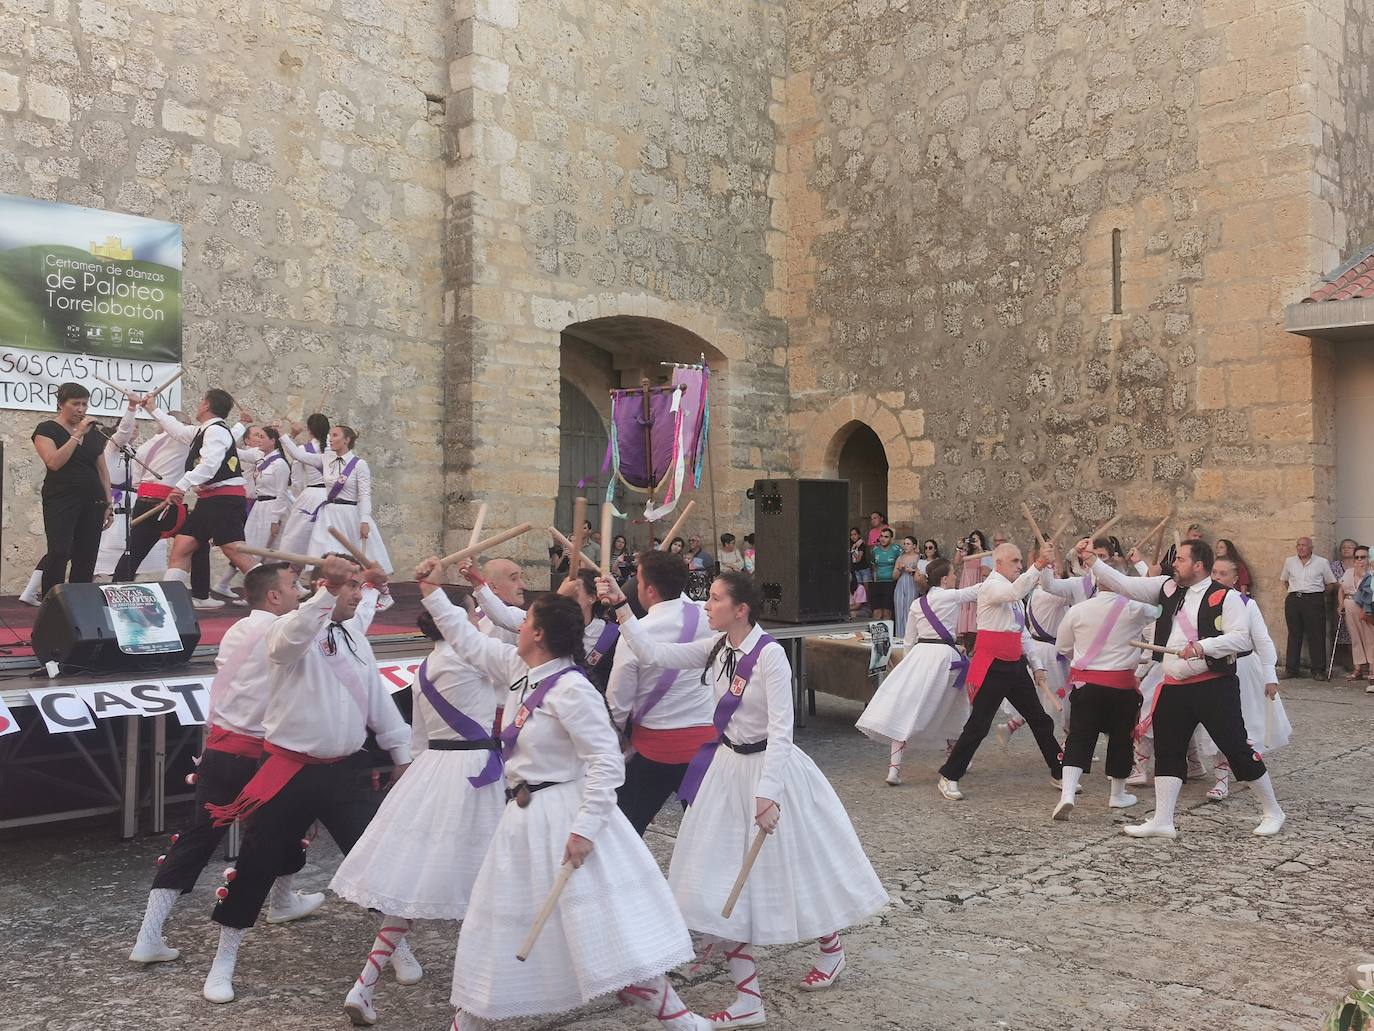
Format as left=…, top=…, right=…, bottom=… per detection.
left=280, top=424, right=392, bottom=574
left=599, top=570, right=888, bottom=1028
left=330, top=596, right=507, bottom=1026
left=856, top=557, right=979, bottom=786
left=1196, top=556, right=1291, bottom=800
left=210, top=426, right=292, bottom=601
left=412, top=558, right=707, bottom=1031
left=275, top=413, right=330, bottom=560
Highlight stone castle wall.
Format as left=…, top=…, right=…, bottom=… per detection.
left=0, top=0, right=448, bottom=586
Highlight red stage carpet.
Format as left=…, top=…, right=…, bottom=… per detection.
left=0, top=581, right=430, bottom=658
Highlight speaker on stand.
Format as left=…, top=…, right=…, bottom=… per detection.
left=31, top=580, right=201, bottom=674
left=752, top=478, right=850, bottom=623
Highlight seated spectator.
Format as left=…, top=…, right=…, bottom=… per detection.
left=685, top=533, right=713, bottom=572
left=717, top=532, right=746, bottom=572
left=742, top=533, right=755, bottom=574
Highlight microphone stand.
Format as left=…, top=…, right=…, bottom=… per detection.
left=97, top=425, right=162, bottom=583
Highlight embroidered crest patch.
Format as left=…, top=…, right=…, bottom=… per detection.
left=730, top=675, right=747, bottom=696
left=513, top=705, right=531, bottom=729
left=1162, top=580, right=1177, bottom=598
left=587, top=649, right=602, bottom=666
left=1208, top=589, right=1227, bottom=607
left=1214, top=615, right=1224, bottom=631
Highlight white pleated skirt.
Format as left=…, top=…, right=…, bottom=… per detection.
left=243, top=499, right=284, bottom=551
left=451, top=780, right=693, bottom=1021
left=856, top=642, right=970, bottom=746
left=276, top=490, right=320, bottom=557
left=305, top=503, right=393, bottom=574
left=330, top=748, right=505, bottom=920
left=668, top=746, right=888, bottom=946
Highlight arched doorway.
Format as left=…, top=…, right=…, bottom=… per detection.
left=557, top=377, right=608, bottom=535
left=836, top=422, right=889, bottom=529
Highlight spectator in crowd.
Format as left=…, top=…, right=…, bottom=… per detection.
left=920, top=539, right=940, bottom=573
left=1338, top=543, right=1373, bottom=689
left=893, top=535, right=921, bottom=637
left=1332, top=538, right=1358, bottom=662
left=849, top=527, right=871, bottom=589
left=742, top=533, right=755, bottom=574
left=650, top=537, right=662, bottom=550
left=955, top=529, right=991, bottom=649
left=667, top=536, right=685, bottom=557
left=609, top=533, right=634, bottom=583
left=1214, top=538, right=1252, bottom=595
left=1280, top=536, right=1338, bottom=680
left=717, top=532, right=745, bottom=572
left=867, top=510, right=887, bottom=547
left=582, top=519, right=601, bottom=564
left=548, top=542, right=569, bottom=590
left=869, top=526, right=901, bottom=623
left=1185, top=522, right=1205, bottom=542
left=685, top=533, right=713, bottom=572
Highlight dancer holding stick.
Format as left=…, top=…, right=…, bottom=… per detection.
left=598, top=570, right=887, bottom=1022
left=411, top=558, right=705, bottom=1031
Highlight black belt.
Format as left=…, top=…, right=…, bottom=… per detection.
left=1294, top=591, right=1324, bottom=596
left=721, top=734, right=767, bottom=755
left=505, top=780, right=563, bottom=806
left=917, top=637, right=960, bottom=649
left=255, top=494, right=277, bottom=502
left=429, top=739, right=499, bottom=751
left=325, top=499, right=358, bottom=506
left=1030, top=634, right=1055, bottom=645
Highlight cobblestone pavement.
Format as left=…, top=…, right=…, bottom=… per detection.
left=4, top=676, right=1371, bottom=1031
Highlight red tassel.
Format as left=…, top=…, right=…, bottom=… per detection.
left=185, top=773, right=198, bottom=786
left=169, top=833, right=179, bottom=844
left=215, top=886, right=229, bottom=899
left=223, top=867, right=236, bottom=881
left=299, top=837, right=310, bottom=849
left=156, top=854, right=166, bottom=865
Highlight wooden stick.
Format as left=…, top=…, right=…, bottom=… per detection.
left=1130, top=515, right=1171, bottom=556
left=467, top=502, right=488, bottom=550
left=656, top=500, right=696, bottom=551
left=94, top=374, right=138, bottom=399
left=722, top=827, right=770, bottom=919
left=1020, top=502, right=1047, bottom=545
left=439, top=522, right=534, bottom=567
left=130, top=499, right=170, bottom=527
left=328, top=527, right=370, bottom=568
left=241, top=545, right=333, bottom=567
left=150, top=368, right=184, bottom=397
left=1172, top=530, right=1182, bottom=551
left=1050, top=515, right=1073, bottom=541
left=599, top=502, right=614, bottom=578
left=516, top=864, right=575, bottom=962
left=1130, top=640, right=1180, bottom=656
left=549, top=527, right=596, bottom=570
left=565, top=497, right=588, bottom=583
left=1088, top=513, right=1123, bottom=541
left=961, top=550, right=993, bottom=561
left=1034, top=673, right=1063, bottom=712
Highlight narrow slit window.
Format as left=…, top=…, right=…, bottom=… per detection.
left=1111, top=228, right=1123, bottom=314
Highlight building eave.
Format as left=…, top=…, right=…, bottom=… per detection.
left=1284, top=297, right=1374, bottom=342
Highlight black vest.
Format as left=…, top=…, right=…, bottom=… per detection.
left=186, top=420, right=241, bottom=485
left=1153, top=578, right=1249, bottom=672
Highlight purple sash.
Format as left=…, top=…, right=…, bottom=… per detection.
left=309, top=455, right=359, bottom=521
left=257, top=451, right=283, bottom=474
left=676, top=631, right=774, bottom=804
left=499, top=665, right=581, bottom=759
left=1068, top=594, right=1129, bottom=688
left=1081, top=572, right=1097, bottom=599
left=585, top=620, right=621, bottom=667
left=918, top=594, right=970, bottom=691
left=1024, top=589, right=1070, bottom=677
left=417, top=659, right=503, bottom=788
left=628, top=602, right=701, bottom=727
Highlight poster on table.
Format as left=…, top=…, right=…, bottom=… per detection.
left=100, top=583, right=184, bottom=655
left=0, top=193, right=182, bottom=415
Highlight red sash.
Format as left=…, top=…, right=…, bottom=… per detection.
left=1068, top=667, right=1138, bottom=691
left=197, top=484, right=247, bottom=499
left=205, top=724, right=265, bottom=759
left=137, top=481, right=175, bottom=501
left=205, top=742, right=345, bottom=827
left=631, top=723, right=717, bottom=765
left=966, top=629, right=1023, bottom=699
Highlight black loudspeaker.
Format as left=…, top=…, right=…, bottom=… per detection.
left=31, top=581, right=201, bottom=673
left=753, top=478, right=850, bottom=623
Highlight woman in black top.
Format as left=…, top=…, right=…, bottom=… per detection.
left=31, top=382, right=113, bottom=597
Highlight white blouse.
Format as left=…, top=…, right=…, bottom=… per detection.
left=283, top=444, right=375, bottom=526
left=422, top=589, right=623, bottom=842
left=408, top=636, right=505, bottom=758
left=616, top=618, right=795, bottom=804
left=905, top=585, right=980, bottom=645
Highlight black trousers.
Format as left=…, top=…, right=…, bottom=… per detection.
left=616, top=752, right=690, bottom=835
left=1152, top=674, right=1266, bottom=782
left=40, top=496, right=105, bottom=596
left=1284, top=591, right=1327, bottom=674
left=1061, top=682, right=1142, bottom=777
left=212, top=753, right=380, bottom=929
left=152, top=748, right=305, bottom=894
left=112, top=498, right=211, bottom=596
left=939, top=659, right=1062, bottom=781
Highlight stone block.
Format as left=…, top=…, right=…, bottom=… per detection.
left=27, top=81, right=71, bottom=122
left=0, top=71, right=20, bottom=113
left=162, top=98, right=207, bottom=136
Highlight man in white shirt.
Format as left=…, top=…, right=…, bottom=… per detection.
left=1083, top=538, right=1285, bottom=839
left=606, top=549, right=715, bottom=834
left=1279, top=537, right=1337, bottom=680
left=200, top=555, right=412, bottom=1004
left=473, top=557, right=526, bottom=646
left=937, top=542, right=1059, bottom=801
left=1051, top=582, right=1162, bottom=820
left=129, top=562, right=322, bottom=965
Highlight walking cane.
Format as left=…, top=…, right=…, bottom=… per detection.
left=1327, top=608, right=1344, bottom=680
